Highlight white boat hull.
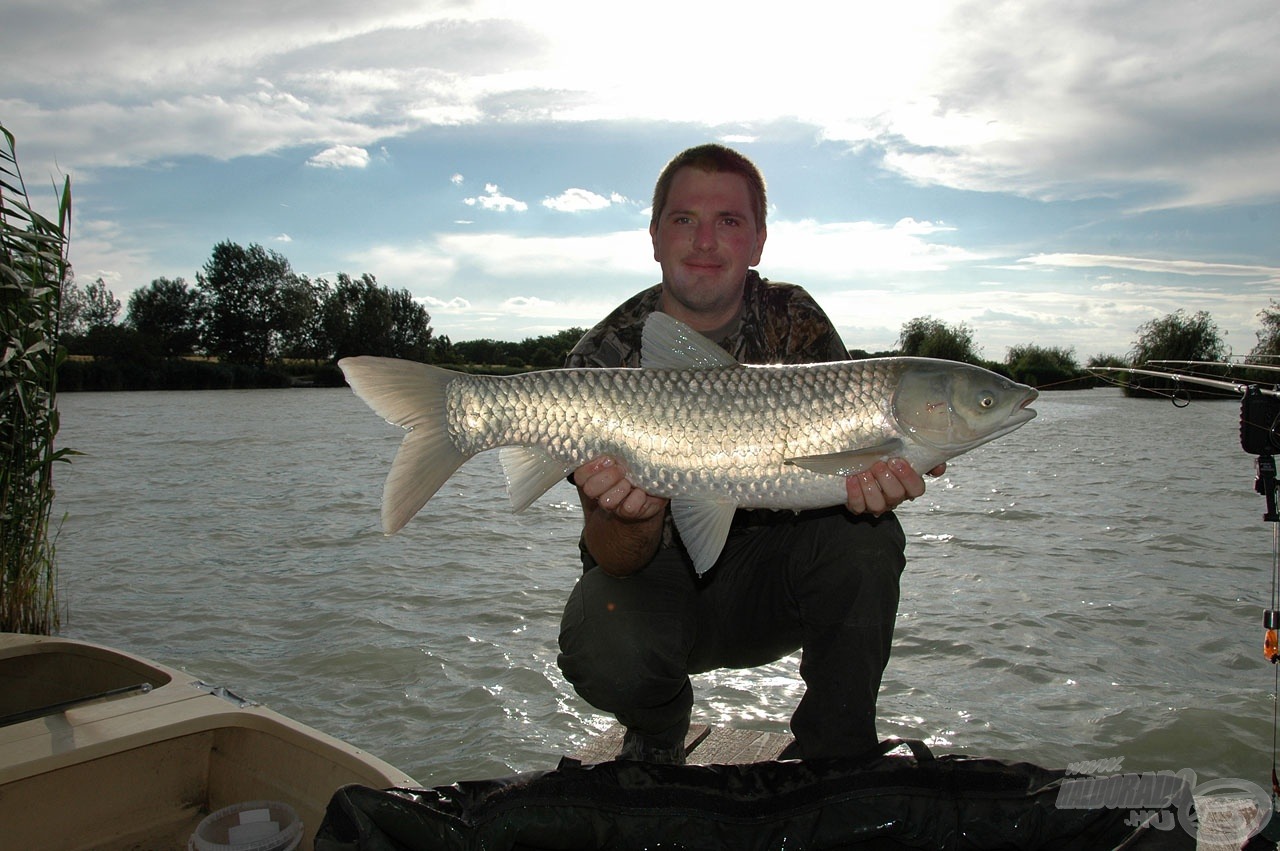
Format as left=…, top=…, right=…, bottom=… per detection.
left=0, top=633, right=417, bottom=851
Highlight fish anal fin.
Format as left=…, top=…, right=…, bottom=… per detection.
left=500, top=446, right=572, bottom=513
left=785, top=439, right=907, bottom=477
left=670, top=498, right=739, bottom=576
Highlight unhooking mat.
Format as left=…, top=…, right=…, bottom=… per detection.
left=315, top=739, right=1201, bottom=850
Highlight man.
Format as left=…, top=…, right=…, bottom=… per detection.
left=557, top=144, right=937, bottom=764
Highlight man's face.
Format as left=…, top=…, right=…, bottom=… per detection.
left=650, top=167, right=766, bottom=330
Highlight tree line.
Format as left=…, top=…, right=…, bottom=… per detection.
left=60, top=240, right=588, bottom=390
left=883, top=305, right=1280, bottom=392
left=62, top=238, right=1280, bottom=392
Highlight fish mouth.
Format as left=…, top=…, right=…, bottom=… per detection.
left=1004, top=390, right=1039, bottom=431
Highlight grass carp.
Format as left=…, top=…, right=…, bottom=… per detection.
left=339, top=312, right=1038, bottom=574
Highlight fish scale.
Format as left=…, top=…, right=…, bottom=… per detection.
left=444, top=363, right=898, bottom=507
left=340, top=312, right=1037, bottom=574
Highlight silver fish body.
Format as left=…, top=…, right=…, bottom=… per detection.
left=340, top=313, right=1038, bottom=573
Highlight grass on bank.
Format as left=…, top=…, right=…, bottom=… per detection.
left=0, top=122, right=72, bottom=634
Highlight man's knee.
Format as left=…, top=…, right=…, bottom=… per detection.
left=557, top=566, right=694, bottom=711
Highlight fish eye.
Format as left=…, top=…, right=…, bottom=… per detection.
left=979, top=393, right=995, bottom=408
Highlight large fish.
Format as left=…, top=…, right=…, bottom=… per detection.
left=340, top=312, right=1038, bottom=574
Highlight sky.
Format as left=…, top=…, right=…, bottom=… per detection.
left=3, top=0, right=1278, bottom=360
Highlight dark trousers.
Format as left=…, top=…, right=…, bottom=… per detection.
left=557, top=509, right=906, bottom=759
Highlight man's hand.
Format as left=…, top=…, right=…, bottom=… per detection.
left=845, top=460, right=945, bottom=516
left=574, top=456, right=668, bottom=523
left=574, top=456, right=669, bottom=576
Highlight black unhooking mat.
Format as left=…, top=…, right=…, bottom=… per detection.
left=315, top=739, right=1199, bottom=850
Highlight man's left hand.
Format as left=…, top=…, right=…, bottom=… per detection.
left=845, top=460, right=945, bottom=516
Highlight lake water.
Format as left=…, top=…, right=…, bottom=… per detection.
left=48, top=385, right=1279, bottom=790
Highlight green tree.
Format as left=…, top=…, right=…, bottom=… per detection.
left=384, top=286, right=433, bottom=362
left=319, top=272, right=432, bottom=361
left=126, top=276, right=204, bottom=357
left=1127, top=309, right=1227, bottom=397
left=1005, top=343, right=1079, bottom=388
left=274, top=274, right=326, bottom=361
left=527, top=327, right=586, bottom=365
left=1129, top=309, right=1226, bottom=365
left=428, top=333, right=458, bottom=364
left=1250, top=300, right=1280, bottom=362
left=59, top=275, right=87, bottom=337
left=454, top=337, right=508, bottom=366
left=81, top=277, right=120, bottom=329
left=197, top=241, right=310, bottom=367
left=1087, top=353, right=1128, bottom=369
left=897, top=316, right=981, bottom=363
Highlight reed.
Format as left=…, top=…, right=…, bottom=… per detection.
left=1, top=122, right=73, bottom=634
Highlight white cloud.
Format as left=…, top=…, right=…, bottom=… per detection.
left=541, top=188, right=629, bottom=212
left=421, top=295, right=472, bottom=312
left=764, top=218, right=981, bottom=277
left=464, top=183, right=528, bottom=212
left=1019, top=253, right=1280, bottom=281
left=502, top=295, right=557, bottom=313
left=350, top=228, right=652, bottom=296
left=7, top=0, right=1278, bottom=208
left=307, top=144, right=370, bottom=169
left=435, top=229, right=651, bottom=277
left=350, top=243, right=458, bottom=281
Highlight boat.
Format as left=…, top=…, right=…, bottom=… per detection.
left=0, top=632, right=417, bottom=851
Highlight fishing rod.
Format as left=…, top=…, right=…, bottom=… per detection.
left=1088, top=366, right=1280, bottom=400
left=1147, top=360, right=1280, bottom=376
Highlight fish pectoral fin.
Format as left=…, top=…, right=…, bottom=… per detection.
left=640, top=312, right=740, bottom=369
left=784, top=440, right=907, bottom=477
left=669, top=498, right=739, bottom=576
left=499, top=447, right=573, bottom=513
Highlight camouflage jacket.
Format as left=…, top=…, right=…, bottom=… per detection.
left=565, top=270, right=848, bottom=368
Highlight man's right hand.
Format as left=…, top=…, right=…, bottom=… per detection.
left=573, top=456, right=669, bottom=576
left=574, top=456, right=669, bottom=522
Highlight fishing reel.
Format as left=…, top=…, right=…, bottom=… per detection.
left=1243, top=385, right=1280, bottom=525
left=1241, top=385, right=1280, bottom=456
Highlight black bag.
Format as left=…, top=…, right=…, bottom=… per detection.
left=315, top=739, right=1195, bottom=850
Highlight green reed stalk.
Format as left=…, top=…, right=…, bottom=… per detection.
left=1, top=122, right=73, bottom=634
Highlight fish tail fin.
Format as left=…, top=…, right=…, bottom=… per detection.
left=339, top=356, right=469, bottom=534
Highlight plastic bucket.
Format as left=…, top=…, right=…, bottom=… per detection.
left=187, top=800, right=302, bottom=851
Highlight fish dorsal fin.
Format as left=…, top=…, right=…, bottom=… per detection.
left=669, top=498, right=739, bottom=575
left=499, top=446, right=572, bottom=513
left=641, top=312, right=739, bottom=369
left=785, top=439, right=907, bottom=477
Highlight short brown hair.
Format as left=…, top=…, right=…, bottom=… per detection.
left=650, top=144, right=767, bottom=231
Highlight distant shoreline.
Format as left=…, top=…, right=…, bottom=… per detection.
left=56, top=357, right=540, bottom=392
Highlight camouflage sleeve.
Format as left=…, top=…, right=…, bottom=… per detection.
left=563, top=285, right=660, bottom=369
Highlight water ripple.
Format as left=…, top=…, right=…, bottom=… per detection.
left=50, top=387, right=1277, bottom=785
